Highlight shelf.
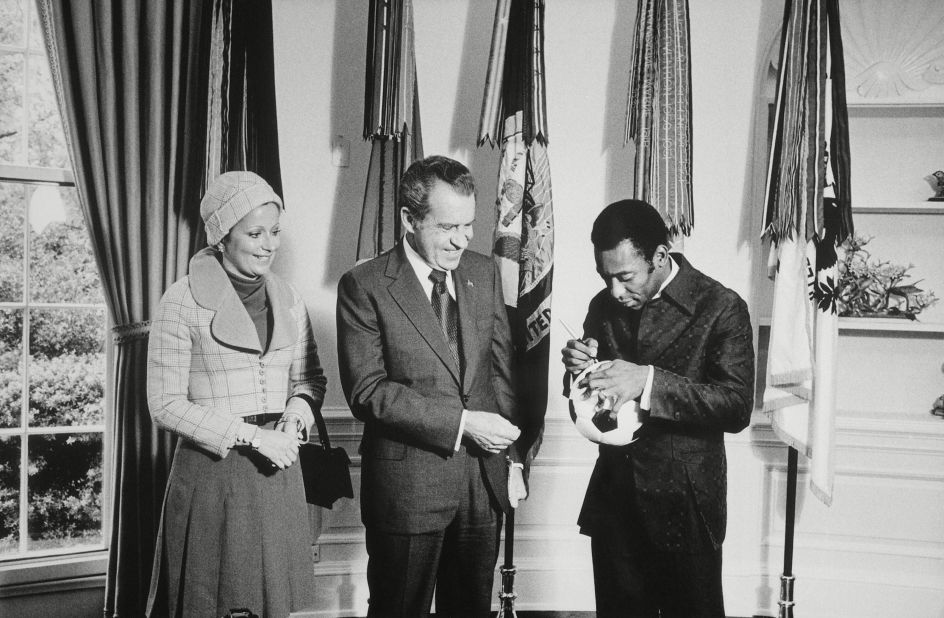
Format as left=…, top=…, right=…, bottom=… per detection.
left=838, top=317, right=944, bottom=333
left=847, top=100, right=944, bottom=110
left=757, top=317, right=944, bottom=334
left=853, top=203, right=944, bottom=215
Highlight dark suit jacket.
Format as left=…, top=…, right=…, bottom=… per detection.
left=577, top=253, right=754, bottom=553
left=337, top=242, right=519, bottom=535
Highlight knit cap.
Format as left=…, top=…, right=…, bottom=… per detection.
left=200, top=171, right=284, bottom=246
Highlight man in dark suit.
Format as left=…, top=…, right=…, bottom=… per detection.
left=562, top=199, right=755, bottom=618
left=337, top=155, right=525, bottom=617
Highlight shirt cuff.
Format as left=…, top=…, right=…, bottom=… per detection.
left=455, top=409, right=468, bottom=452
left=640, top=365, right=655, bottom=410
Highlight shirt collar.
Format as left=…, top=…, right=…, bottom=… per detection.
left=651, top=254, right=678, bottom=300
left=403, top=234, right=456, bottom=300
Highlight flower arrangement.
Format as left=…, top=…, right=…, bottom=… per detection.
left=835, top=234, right=938, bottom=320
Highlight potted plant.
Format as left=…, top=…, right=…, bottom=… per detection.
left=835, top=234, right=938, bottom=320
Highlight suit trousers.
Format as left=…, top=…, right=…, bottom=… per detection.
left=365, top=449, right=502, bottom=618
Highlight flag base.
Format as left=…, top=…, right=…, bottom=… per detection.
left=778, top=573, right=796, bottom=618
left=496, top=565, right=518, bottom=618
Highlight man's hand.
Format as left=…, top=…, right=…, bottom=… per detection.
left=508, top=464, right=527, bottom=508
left=463, top=411, right=520, bottom=454
left=580, top=359, right=649, bottom=414
left=561, top=337, right=599, bottom=375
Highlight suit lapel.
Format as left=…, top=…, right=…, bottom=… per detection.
left=385, top=244, right=462, bottom=385
left=454, top=261, right=477, bottom=388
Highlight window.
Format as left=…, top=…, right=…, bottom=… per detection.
left=0, top=0, right=107, bottom=561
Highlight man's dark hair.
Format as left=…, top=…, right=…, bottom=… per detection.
left=399, top=155, right=476, bottom=220
left=591, top=199, right=669, bottom=260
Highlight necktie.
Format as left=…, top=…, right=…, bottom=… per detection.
left=429, top=270, right=461, bottom=370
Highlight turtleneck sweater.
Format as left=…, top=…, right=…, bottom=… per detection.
left=222, top=260, right=272, bottom=354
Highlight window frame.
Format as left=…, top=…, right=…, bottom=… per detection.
left=0, top=1, right=111, bottom=584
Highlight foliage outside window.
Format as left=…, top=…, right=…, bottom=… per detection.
left=0, top=0, right=106, bottom=559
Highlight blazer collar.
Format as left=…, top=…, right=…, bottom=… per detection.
left=188, top=247, right=297, bottom=353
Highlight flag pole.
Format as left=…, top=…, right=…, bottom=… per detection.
left=497, top=507, right=518, bottom=617
left=779, top=446, right=798, bottom=618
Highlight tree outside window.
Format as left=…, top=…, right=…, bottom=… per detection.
left=0, top=0, right=106, bottom=558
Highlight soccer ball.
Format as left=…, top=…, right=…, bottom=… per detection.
left=568, top=361, right=642, bottom=446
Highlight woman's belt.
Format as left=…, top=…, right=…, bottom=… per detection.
left=241, top=413, right=283, bottom=426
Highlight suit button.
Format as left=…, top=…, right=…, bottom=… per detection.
left=461, top=394, right=470, bottom=406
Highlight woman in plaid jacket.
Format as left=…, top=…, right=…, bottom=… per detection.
left=145, top=171, right=326, bottom=617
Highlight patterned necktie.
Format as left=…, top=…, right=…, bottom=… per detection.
left=429, top=270, right=461, bottom=370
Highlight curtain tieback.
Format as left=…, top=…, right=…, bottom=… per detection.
left=112, top=320, right=151, bottom=345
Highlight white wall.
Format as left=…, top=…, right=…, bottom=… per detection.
left=271, top=1, right=944, bottom=617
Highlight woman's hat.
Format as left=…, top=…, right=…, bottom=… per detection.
left=200, top=171, right=284, bottom=246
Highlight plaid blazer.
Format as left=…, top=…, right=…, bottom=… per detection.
left=147, top=248, right=327, bottom=458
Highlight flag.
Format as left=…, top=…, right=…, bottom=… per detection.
left=762, top=0, right=853, bottom=505
left=480, top=0, right=553, bottom=470
left=625, top=0, right=694, bottom=237
left=357, top=0, right=423, bottom=261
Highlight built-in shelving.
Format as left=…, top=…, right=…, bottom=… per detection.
left=853, top=203, right=944, bottom=215
left=757, top=317, right=944, bottom=335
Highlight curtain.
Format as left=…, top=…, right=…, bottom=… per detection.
left=205, top=0, right=282, bottom=196
left=479, top=0, right=554, bottom=470
left=37, top=2, right=210, bottom=615
left=356, top=0, right=423, bottom=262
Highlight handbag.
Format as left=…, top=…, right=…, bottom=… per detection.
left=298, top=406, right=354, bottom=508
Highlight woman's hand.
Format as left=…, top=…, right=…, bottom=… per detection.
left=254, top=428, right=300, bottom=469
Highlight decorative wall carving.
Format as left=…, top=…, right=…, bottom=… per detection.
left=841, top=0, right=944, bottom=104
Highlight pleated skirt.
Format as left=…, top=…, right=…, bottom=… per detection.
left=146, top=433, right=316, bottom=618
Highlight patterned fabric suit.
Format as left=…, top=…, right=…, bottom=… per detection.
left=577, top=253, right=754, bottom=553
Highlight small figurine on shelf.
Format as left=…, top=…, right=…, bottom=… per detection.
left=932, top=394, right=944, bottom=419
left=929, top=170, right=944, bottom=201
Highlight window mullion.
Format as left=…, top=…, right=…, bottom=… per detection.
left=21, top=36, right=31, bottom=166
left=17, top=185, right=31, bottom=555
left=18, top=435, right=28, bottom=554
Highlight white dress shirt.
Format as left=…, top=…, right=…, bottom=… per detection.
left=403, top=237, right=466, bottom=450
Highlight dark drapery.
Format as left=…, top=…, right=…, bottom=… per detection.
left=205, top=0, right=283, bottom=196
left=37, top=1, right=210, bottom=615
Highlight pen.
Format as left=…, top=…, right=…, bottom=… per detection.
left=559, top=319, right=598, bottom=362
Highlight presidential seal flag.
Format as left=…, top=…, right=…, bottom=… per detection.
left=480, top=0, right=552, bottom=470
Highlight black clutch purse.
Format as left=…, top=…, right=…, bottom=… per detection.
left=298, top=407, right=354, bottom=508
